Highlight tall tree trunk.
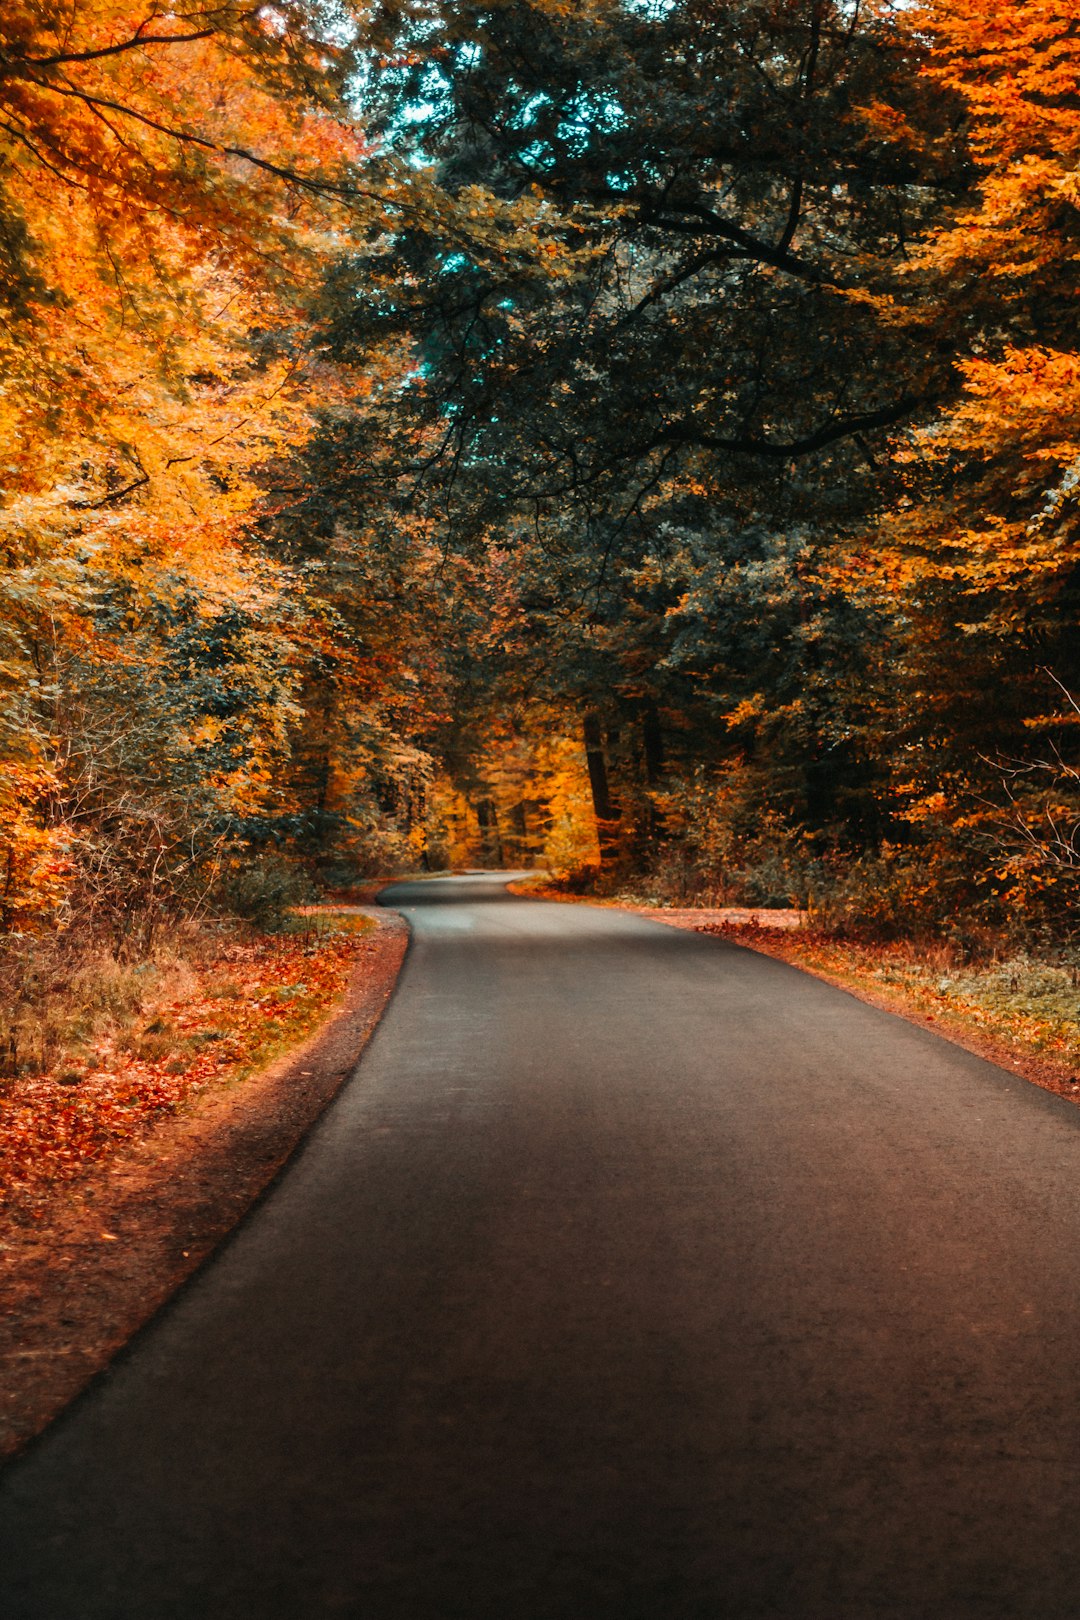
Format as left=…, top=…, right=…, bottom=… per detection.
left=642, top=704, right=667, bottom=841
left=474, top=797, right=504, bottom=867
left=583, top=712, right=621, bottom=865
left=643, top=705, right=665, bottom=785
left=510, top=798, right=530, bottom=863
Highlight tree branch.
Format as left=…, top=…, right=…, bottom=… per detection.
left=0, top=117, right=89, bottom=189
left=12, top=28, right=217, bottom=68
left=642, top=200, right=836, bottom=286
left=31, top=81, right=379, bottom=205
left=614, top=248, right=739, bottom=330
left=71, top=473, right=150, bottom=509
left=660, top=393, right=926, bottom=458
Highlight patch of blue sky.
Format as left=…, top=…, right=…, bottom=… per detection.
left=518, top=140, right=557, bottom=171
left=566, top=89, right=627, bottom=134
left=308, top=0, right=360, bottom=47
left=345, top=53, right=372, bottom=110
left=555, top=89, right=628, bottom=154
left=418, top=61, right=452, bottom=97
left=401, top=100, right=440, bottom=124
left=510, top=90, right=554, bottom=131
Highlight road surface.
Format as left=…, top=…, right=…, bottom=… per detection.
left=4, top=872, right=1080, bottom=1618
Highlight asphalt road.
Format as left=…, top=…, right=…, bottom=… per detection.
left=5, top=873, right=1080, bottom=1618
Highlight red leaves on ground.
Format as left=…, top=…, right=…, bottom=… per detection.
left=0, top=927, right=368, bottom=1219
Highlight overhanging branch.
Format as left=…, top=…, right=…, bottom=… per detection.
left=660, top=393, right=926, bottom=459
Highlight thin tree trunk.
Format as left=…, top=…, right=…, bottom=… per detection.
left=475, top=798, right=504, bottom=867
left=643, top=705, right=665, bottom=785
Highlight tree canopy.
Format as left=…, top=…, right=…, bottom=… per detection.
left=3, top=0, right=1079, bottom=950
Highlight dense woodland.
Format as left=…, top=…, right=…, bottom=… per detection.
left=3, top=0, right=1080, bottom=1021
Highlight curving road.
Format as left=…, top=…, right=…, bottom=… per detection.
left=5, top=873, right=1080, bottom=1617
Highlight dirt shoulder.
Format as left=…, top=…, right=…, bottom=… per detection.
left=0, top=906, right=408, bottom=1460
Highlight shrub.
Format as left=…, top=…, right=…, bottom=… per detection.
left=217, top=854, right=316, bottom=932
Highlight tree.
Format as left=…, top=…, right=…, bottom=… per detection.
left=853, top=0, right=1080, bottom=932
left=312, top=0, right=965, bottom=868
left=0, top=2, right=390, bottom=932
left=349, top=0, right=961, bottom=510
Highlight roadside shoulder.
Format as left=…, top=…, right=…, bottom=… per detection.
left=0, top=907, right=408, bottom=1460
left=688, top=918, right=1080, bottom=1109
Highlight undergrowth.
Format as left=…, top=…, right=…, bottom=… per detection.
left=0, top=910, right=375, bottom=1218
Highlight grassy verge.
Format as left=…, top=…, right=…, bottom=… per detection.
left=0, top=912, right=374, bottom=1220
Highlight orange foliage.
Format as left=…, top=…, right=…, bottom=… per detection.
left=912, top=0, right=1080, bottom=562
left=0, top=4, right=400, bottom=931
left=871, top=3, right=1080, bottom=617
left=0, top=1, right=366, bottom=495
left=0, top=765, right=73, bottom=932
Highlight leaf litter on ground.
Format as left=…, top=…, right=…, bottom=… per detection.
left=0, top=913, right=374, bottom=1221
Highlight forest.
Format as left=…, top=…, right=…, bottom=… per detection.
left=3, top=0, right=1080, bottom=1076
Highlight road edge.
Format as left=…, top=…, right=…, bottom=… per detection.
left=509, top=880, right=1080, bottom=1113
left=0, top=906, right=410, bottom=1461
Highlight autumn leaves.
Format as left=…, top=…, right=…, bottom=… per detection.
left=3, top=0, right=1080, bottom=962
left=1, top=3, right=376, bottom=936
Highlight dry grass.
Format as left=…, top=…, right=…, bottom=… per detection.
left=753, top=932, right=1080, bottom=1071
left=0, top=911, right=375, bottom=1219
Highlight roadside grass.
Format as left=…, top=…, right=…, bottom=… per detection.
left=0, top=911, right=375, bottom=1219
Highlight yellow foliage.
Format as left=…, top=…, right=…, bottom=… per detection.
left=0, top=765, right=75, bottom=931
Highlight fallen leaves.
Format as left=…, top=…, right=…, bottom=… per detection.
left=0, top=919, right=373, bottom=1220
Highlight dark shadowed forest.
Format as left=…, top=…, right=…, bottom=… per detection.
left=4, top=0, right=1080, bottom=1081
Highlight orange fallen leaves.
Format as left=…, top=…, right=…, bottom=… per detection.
left=0, top=924, right=370, bottom=1219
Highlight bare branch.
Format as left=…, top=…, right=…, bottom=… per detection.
left=12, top=28, right=217, bottom=68
left=70, top=473, right=150, bottom=510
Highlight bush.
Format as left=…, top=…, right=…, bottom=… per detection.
left=0, top=930, right=175, bottom=1078
left=638, top=766, right=821, bottom=908
left=806, top=845, right=972, bottom=942
left=217, top=854, right=316, bottom=932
